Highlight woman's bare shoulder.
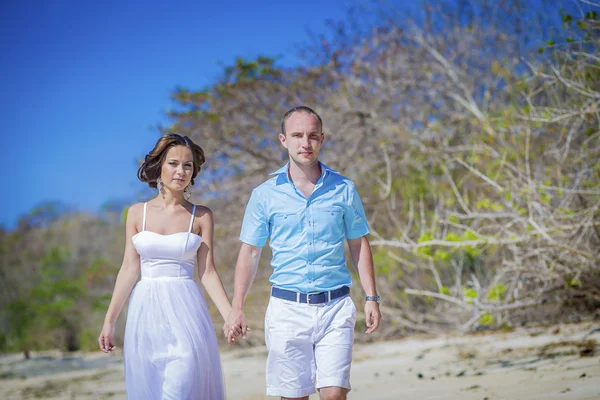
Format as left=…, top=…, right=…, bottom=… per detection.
left=123, top=202, right=146, bottom=224
left=192, top=204, right=213, bottom=218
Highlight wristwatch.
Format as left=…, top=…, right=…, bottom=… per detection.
left=365, top=295, right=380, bottom=303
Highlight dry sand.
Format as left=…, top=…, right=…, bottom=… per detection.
left=1, top=321, right=599, bottom=400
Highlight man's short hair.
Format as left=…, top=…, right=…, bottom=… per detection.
left=281, top=105, right=323, bottom=135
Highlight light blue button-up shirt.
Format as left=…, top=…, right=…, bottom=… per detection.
left=239, top=162, right=370, bottom=293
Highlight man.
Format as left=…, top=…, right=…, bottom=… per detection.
left=226, top=106, right=381, bottom=400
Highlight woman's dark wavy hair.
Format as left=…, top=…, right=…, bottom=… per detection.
left=137, top=133, right=205, bottom=189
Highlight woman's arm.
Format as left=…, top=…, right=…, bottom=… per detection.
left=195, top=206, right=232, bottom=322
left=98, top=203, right=142, bottom=352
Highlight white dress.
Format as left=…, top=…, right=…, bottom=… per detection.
left=124, top=203, right=225, bottom=400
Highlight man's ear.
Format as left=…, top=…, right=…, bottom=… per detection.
left=279, top=132, right=288, bottom=148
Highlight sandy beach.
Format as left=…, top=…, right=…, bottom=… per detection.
left=1, top=321, right=599, bottom=400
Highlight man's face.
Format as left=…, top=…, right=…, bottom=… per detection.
left=279, top=112, right=324, bottom=167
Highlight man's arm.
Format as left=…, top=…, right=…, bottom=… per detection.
left=225, top=243, right=262, bottom=343
left=348, top=236, right=381, bottom=334
left=226, top=187, right=268, bottom=344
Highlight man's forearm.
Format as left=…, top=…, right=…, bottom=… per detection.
left=349, top=236, right=378, bottom=297
left=232, top=243, right=262, bottom=310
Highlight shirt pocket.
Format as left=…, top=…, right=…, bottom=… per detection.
left=271, top=212, right=301, bottom=247
left=315, top=206, right=344, bottom=243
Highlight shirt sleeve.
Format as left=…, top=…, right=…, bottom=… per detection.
left=344, top=184, right=370, bottom=240
left=239, top=188, right=269, bottom=247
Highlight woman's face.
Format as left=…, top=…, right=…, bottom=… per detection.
left=160, top=145, right=194, bottom=192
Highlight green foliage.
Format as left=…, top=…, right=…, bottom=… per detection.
left=224, top=56, right=280, bottom=84
left=540, top=192, right=552, bottom=204
left=91, top=294, right=112, bottom=311
left=30, top=248, right=86, bottom=336
left=392, top=168, right=431, bottom=199
left=2, top=247, right=96, bottom=353
left=121, top=206, right=129, bottom=225
left=78, top=328, right=101, bottom=352
left=462, top=231, right=479, bottom=241
left=415, top=231, right=434, bottom=257
left=479, top=313, right=494, bottom=326
left=476, top=198, right=504, bottom=211
left=373, top=248, right=403, bottom=279
left=444, top=232, right=461, bottom=242
left=4, top=299, right=34, bottom=353
left=463, top=288, right=478, bottom=303
left=487, top=283, right=507, bottom=301
left=434, top=249, right=451, bottom=261
left=451, top=231, right=483, bottom=258
left=86, top=258, right=115, bottom=286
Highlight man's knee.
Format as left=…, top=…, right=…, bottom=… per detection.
left=319, top=386, right=348, bottom=400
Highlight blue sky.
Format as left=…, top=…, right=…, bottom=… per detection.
left=1, top=0, right=364, bottom=229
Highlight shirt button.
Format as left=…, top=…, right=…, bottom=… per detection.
left=309, top=242, right=313, bottom=245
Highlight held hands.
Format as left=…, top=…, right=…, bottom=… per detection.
left=224, top=308, right=249, bottom=346
left=364, top=301, right=382, bottom=334
left=98, top=323, right=116, bottom=353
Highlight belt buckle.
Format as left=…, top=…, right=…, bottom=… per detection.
left=306, top=292, right=321, bottom=305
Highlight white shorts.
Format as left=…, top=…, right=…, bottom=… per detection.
left=264, top=294, right=356, bottom=398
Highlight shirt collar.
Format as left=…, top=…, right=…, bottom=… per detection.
left=269, top=161, right=336, bottom=179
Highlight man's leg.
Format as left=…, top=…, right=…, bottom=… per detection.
left=265, top=297, right=317, bottom=398
left=319, top=387, right=349, bottom=400
left=314, top=296, right=356, bottom=399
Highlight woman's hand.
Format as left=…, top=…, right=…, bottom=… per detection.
left=98, top=323, right=116, bottom=353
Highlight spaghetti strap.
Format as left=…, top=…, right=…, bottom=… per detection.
left=142, top=202, right=147, bottom=231
left=188, top=205, right=197, bottom=233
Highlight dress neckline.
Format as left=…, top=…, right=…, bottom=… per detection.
left=132, top=230, right=202, bottom=241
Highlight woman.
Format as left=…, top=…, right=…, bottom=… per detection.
left=98, top=133, right=236, bottom=399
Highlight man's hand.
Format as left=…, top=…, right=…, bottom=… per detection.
left=223, top=320, right=242, bottom=345
left=225, top=307, right=249, bottom=345
left=364, top=301, right=381, bottom=334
